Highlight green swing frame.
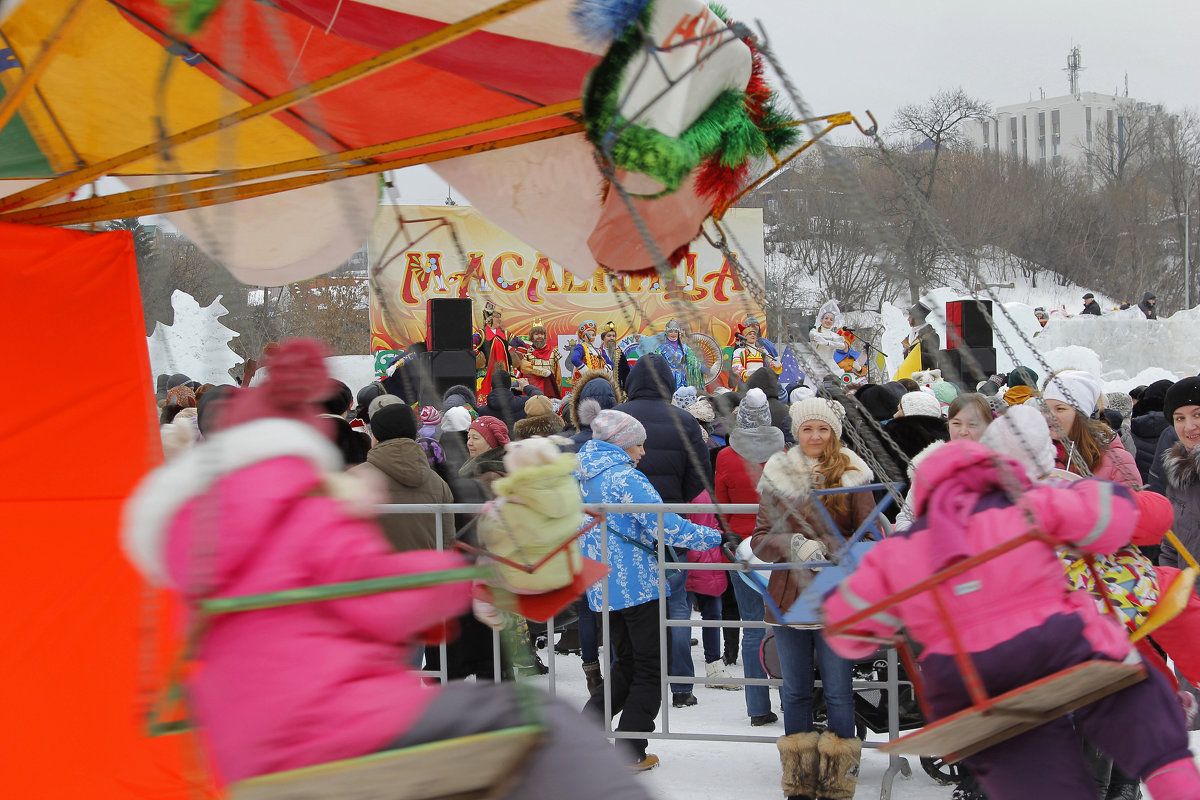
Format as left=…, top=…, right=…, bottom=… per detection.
left=149, top=565, right=547, bottom=800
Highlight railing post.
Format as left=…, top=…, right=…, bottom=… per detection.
left=435, top=511, right=449, bottom=685
left=601, top=512, right=613, bottom=733
left=657, top=511, right=670, bottom=734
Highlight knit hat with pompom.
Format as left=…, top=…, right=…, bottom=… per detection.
left=737, top=388, right=772, bottom=429
left=218, top=338, right=335, bottom=438
left=577, top=398, right=603, bottom=427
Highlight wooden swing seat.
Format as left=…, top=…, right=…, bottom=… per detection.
left=880, top=660, right=1145, bottom=763
left=228, top=724, right=542, bottom=800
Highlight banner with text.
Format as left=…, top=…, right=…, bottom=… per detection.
left=368, top=206, right=767, bottom=363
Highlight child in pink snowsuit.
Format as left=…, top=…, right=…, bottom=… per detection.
left=823, top=440, right=1200, bottom=800
left=122, top=340, right=652, bottom=800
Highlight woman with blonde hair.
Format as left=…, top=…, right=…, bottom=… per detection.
left=751, top=397, right=877, bottom=800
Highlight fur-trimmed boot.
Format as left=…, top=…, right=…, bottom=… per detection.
left=582, top=660, right=603, bottom=695
left=777, top=731, right=821, bottom=799
left=816, top=731, right=862, bottom=800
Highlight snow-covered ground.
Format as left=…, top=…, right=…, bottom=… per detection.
left=524, top=629, right=1199, bottom=799
left=527, top=643, right=952, bottom=800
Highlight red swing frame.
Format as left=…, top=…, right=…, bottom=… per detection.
left=823, top=528, right=1147, bottom=762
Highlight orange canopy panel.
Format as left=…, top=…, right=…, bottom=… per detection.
left=0, top=222, right=213, bottom=798
left=0, top=0, right=596, bottom=178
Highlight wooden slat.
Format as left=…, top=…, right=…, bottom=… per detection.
left=228, top=726, right=541, bottom=800
left=880, top=661, right=1145, bottom=762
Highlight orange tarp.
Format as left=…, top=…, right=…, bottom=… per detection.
left=0, top=223, right=214, bottom=797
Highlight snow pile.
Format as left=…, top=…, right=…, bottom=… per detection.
left=1036, top=308, right=1200, bottom=383
left=876, top=288, right=1190, bottom=391
left=324, top=355, right=378, bottom=394
left=146, top=290, right=242, bottom=386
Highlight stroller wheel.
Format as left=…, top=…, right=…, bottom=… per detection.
left=920, top=755, right=966, bottom=785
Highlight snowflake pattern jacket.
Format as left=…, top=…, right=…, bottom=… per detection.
left=575, top=438, right=722, bottom=611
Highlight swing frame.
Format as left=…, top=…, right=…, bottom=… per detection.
left=823, top=527, right=1150, bottom=762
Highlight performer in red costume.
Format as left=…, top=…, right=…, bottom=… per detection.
left=518, top=322, right=563, bottom=399
left=474, top=301, right=512, bottom=404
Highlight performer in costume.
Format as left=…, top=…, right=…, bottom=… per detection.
left=569, top=320, right=608, bottom=381
left=808, top=300, right=866, bottom=380
left=519, top=323, right=563, bottom=399
left=656, top=319, right=706, bottom=390
left=475, top=301, right=512, bottom=405
left=730, top=321, right=782, bottom=387
left=737, top=315, right=778, bottom=358
left=599, top=321, right=631, bottom=389
left=900, top=302, right=941, bottom=371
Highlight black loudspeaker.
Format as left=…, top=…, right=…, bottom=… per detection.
left=938, top=347, right=997, bottom=388
left=945, top=299, right=993, bottom=349
left=426, top=298, right=474, bottom=351
left=426, top=350, right=477, bottom=398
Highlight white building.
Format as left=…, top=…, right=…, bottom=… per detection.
left=967, top=91, right=1153, bottom=170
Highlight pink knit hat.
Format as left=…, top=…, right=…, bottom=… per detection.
left=469, top=415, right=511, bottom=449
left=217, top=339, right=335, bottom=437
left=591, top=409, right=647, bottom=448
left=419, top=406, right=442, bottom=426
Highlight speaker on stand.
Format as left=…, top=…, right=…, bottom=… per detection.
left=423, top=298, right=477, bottom=399
left=426, top=298, right=475, bottom=352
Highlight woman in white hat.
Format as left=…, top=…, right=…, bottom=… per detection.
left=750, top=397, right=878, bottom=800
left=1042, top=370, right=1139, bottom=489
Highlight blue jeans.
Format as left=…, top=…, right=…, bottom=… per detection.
left=773, top=625, right=855, bottom=738
left=666, top=570, right=694, bottom=693
left=688, top=592, right=722, bottom=663
left=576, top=598, right=599, bottom=664
left=732, top=574, right=772, bottom=718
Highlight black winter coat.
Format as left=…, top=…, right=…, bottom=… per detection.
left=1132, top=411, right=1170, bottom=483
left=883, top=415, right=949, bottom=461
left=481, top=388, right=526, bottom=431
left=613, top=353, right=712, bottom=503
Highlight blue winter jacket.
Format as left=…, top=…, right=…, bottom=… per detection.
left=575, top=439, right=722, bottom=611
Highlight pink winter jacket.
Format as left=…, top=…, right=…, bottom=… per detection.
left=824, top=440, right=1145, bottom=663
left=686, top=491, right=728, bottom=596
left=123, top=419, right=472, bottom=784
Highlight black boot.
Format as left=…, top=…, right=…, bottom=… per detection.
left=1106, top=766, right=1143, bottom=800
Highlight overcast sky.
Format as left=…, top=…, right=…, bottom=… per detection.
left=393, top=0, right=1200, bottom=205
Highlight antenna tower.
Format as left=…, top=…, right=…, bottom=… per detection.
left=1066, top=46, right=1082, bottom=99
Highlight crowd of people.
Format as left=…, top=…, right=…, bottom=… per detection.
left=136, top=328, right=1200, bottom=800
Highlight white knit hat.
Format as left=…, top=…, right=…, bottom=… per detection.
left=789, top=397, right=845, bottom=440
left=442, top=405, right=473, bottom=432
left=980, top=404, right=1055, bottom=479
left=789, top=386, right=815, bottom=404
left=1042, top=370, right=1102, bottom=417
left=900, top=391, right=942, bottom=419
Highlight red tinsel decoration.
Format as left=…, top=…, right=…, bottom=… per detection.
left=695, top=158, right=751, bottom=204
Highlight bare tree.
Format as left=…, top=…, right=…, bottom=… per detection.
left=881, top=88, right=993, bottom=302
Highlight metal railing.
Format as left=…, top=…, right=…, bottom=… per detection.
left=381, top=502, right=913, bottom=799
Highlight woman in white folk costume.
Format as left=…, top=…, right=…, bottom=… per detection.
left=808, top=300, right=865, bottom=381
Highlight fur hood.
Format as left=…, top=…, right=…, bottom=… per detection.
left=513, top=412, right=566, bottom=439
left=906, top=439, right=944, bottom=480
left=1164, top=442, right=1200, bottom=492
left=122, top=419, right=346, bottom=586
left=729, top=425, right=785, bottom=465
left=570, top=369, right=622, bottom=429
left=758, top=445, right=872, bottom=499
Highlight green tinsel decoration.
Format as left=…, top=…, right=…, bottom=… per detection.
left=158, top=0, right=224, bottom=35
left=583, top=0, right=799, bottom=196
